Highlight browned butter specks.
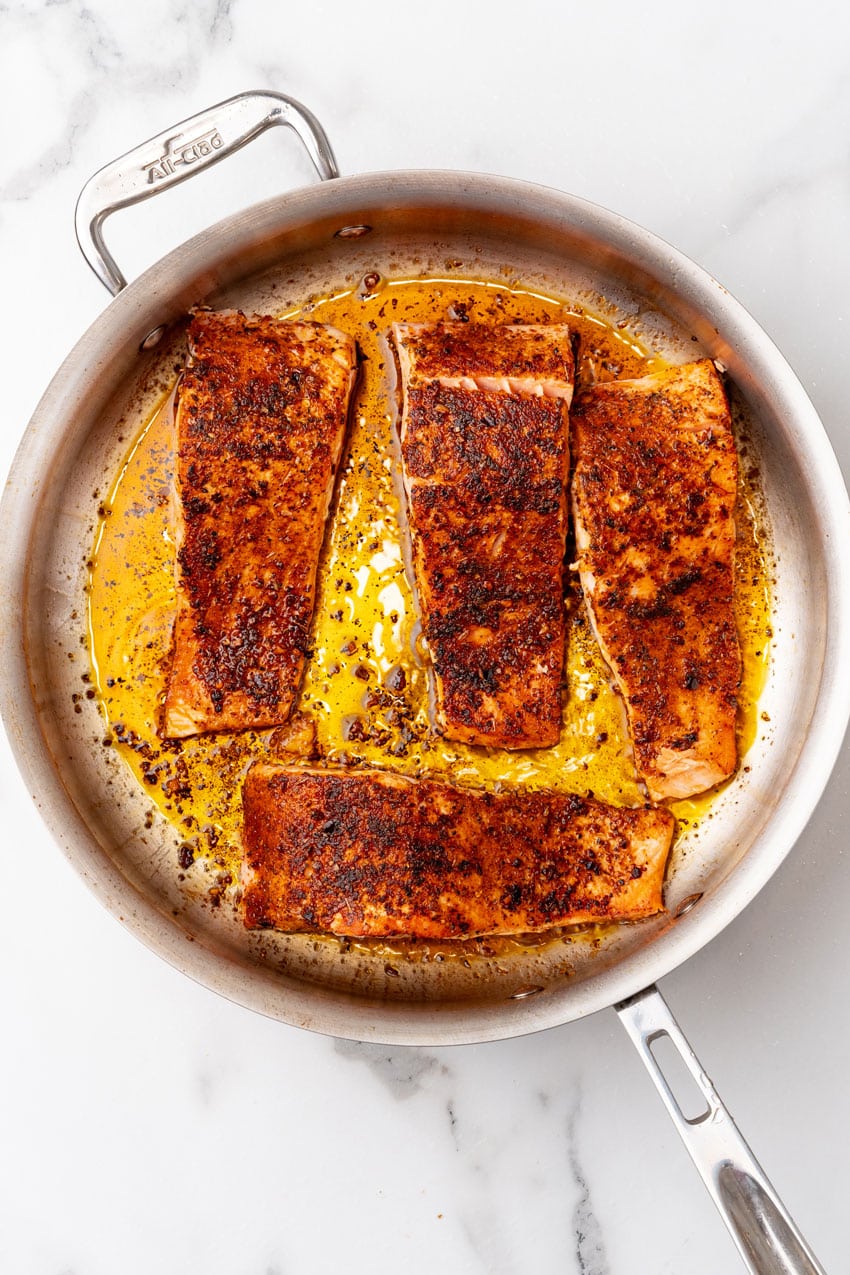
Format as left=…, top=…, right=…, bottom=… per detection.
left=86, top=275, right=772, bottom=934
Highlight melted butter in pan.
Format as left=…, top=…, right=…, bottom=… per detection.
left=87, top=276, right=772, bottom=919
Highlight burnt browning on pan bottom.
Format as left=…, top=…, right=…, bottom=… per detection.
left=85, top=272, right=772, bottom=997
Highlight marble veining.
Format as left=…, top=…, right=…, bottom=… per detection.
left=2, top=4, right=849, bottom=1275
left=567, top=1091, right=610, bottom=1275
left=333, top=1039, right=450, bottom=1099
left=0, top=0, right=238, bottom=203
left=446, top=1098, right=459, bottom=1147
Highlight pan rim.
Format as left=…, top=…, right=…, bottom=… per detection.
left=2, top=168, right=849, bottom=1045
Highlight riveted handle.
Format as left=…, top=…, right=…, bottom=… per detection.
left=616, top=985, right=825, bottom=1275
left=75, top=89, right=339, bottom=296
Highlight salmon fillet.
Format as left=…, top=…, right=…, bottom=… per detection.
left=241, top=764, right=674, bottom=938
left=163, top=311, right=357, bottom=738
left=391, top=322, right=574, bottom=749
left=571, top=360, right=740, bottom=801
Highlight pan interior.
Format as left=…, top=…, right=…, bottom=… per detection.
left=9, top=178, right=838, bottom=1040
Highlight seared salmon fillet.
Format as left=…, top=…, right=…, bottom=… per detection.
left=163, top=311, right=357, bottom=738
left=571, top=360, right=740, bottom=801
left=391, top=322, right=574, bottom=749
left=242, top=764, right=674, bottom=938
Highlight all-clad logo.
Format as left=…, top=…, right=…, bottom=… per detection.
left=143, top=129, right=224, bottom=183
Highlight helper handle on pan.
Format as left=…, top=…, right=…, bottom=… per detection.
left=75, top=90, right=338, bottom=296
left=616, top=985, right=824, bottom=1275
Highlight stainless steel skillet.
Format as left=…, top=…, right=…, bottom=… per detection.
left=2, top=90, right=848, bottom=1274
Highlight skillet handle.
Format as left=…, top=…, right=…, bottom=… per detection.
left=616, top=985, right=825, bottom=1275
left=74, top=89, right=338, bottom=296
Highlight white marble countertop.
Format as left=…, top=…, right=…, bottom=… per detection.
left=2, top=3, right=849, bottom=1272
